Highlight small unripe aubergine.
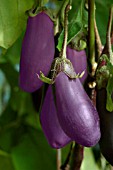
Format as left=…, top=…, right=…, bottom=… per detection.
left=96, top=88, right=113, bottom=165
left=19, top=12, right=55, bottom=92
left=40, top=85, right=71, bottom=149
left=67, top=47, right=88, bottom=84
left=55, top=72, right=101, bottom=147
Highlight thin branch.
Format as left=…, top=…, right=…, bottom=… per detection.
left=88, top=0, right=96, bottom=76
left=59, top=1, right=71, bottom=59
left=94, top=19, right=102, bottom=58
left=102, top=6, right=113, bottom=64
left=106, top=6, right=113, bottom=64
left=57, top=149, right=62, bottom=170
left=70, top=143, right=84, bottom=170
left=111, top=28, right=113, bottom=45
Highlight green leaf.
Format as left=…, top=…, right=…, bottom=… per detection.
left=57, top=0, right=88, bottom=51
left=0, top=105, right=17, bottom=126
left=0, top=62, right=18, bottom=88
left=11, top=127, right=56, bottom=170
left=0, top=153, right=15, bottom=170
left=81, top=148, right=100, bottom=170
left=0, top=124, right=19, bottom=151
left=3, top=33, right=24, bottom=65
left=0, top=0, right=35, bottom=49
left=68, top=22, right=82, bottom=43
left=95, top=0, right=113, bottom=44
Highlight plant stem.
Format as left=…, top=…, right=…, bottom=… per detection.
left=111, top=27, right=113, bottom=45
left=57, top=149, right=61, bottom=170
left=70, top=143, right=84, bottom=170
left=106, top=6, right=113, bottom=64
left=59, top=2, right=71, bottom=59
left=94, top=19, right=102, bottom=58
left=88, top=0, right=96, bottom=76
left=38, top=0, right=43, bottom=7
left=0, top=150, right=10, bottom=157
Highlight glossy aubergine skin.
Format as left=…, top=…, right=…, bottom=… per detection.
left=19, top=12, right=55, bottom=92
left=55, top=72, right=101, bottom=147
left=40, top=85, right=71, bottom=149
left=96, top=89, right=113, bottom=165
left=67, top=47, right=87, bottom=84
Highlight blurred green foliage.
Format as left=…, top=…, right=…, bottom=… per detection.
left=0, top=0, right=113, bottom=169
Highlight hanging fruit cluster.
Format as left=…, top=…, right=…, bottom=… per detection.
left=19, top=0, right=101, bottom=149
left=19, top=1, right=100, bottom=148
left=19, top=0, right=113, bottom=167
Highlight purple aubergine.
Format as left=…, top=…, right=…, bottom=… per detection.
left=19, top=12, right=55, bottom=92
left=55, top=72, right=101, bottom=147
left=40, top=85, right=71, bottom=149
left=97, top=88, right=113, bottom=165
left=67, top=47, right=87, bottom=83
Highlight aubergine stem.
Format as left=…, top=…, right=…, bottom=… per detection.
left=70, top=143, right=84, bottom=170
left=111, top=27, right=113, bottom=45
left=56, top=149, right=61, bottom=170
left=88, top=0, right=96, bottom=76
left=57, top=0, right=71, bottom=22
left=94, top=18, right=102, bottom=58
left=87, top=0, right=97, bottom=104
left=102, top=6, right=113, bottom=61
left=59, top=1, right=71, bottom=59
left=37, top=0, right=46, bottom=7
left=38, top=0, right=41, bottom=7
left=29, top=0, right=42, bottom=14
left=106, top=6, right=113, bottom=64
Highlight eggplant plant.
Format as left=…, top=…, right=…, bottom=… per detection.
left=38, top=1, right=100, bottom=149
left=2, top=0, right=113, bottom=169
left=19, top=0, right=113, bottom=168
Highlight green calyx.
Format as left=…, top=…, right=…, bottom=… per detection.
left=71, top=39, right=87, bottom=51
left=28, top=6, right=56, bottom=23
left=38, top=58, right=85, bottom=84
left=70, top=29, right=87, bottom=51
left=96, top=54, right=110, bottom=89
left=96, top=54, right=113, bottom=112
